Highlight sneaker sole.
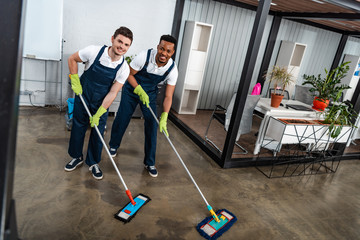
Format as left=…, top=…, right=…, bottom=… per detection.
left=109, top=148, right=117, bottom=157
left=92, top=174, right=103, bottom=180
left=148, top=172, right=158, bottom=178
left=64, top=161, right=83, bottom=172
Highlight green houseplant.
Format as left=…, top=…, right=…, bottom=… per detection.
left=125, top=55, right=134, bottom=64
left=321, top=99, right=358, bottom=138
left=265, top=65, right=295, bottom=107
left=302, top=61, right=351, bottom=111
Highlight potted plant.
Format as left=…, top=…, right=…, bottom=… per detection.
left=302, top=61, right=351, bottom=111
left=125, top=55, right=134, bottom=64
left=265, top=65, right=295, bottom=108
left=320, top=99, right=358, bottom=139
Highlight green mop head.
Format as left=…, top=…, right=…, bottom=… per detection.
left=197, top=209, right=237, bottom=239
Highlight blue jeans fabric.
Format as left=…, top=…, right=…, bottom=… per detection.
left=68, top=95, right=108, bottom=166
left=109, top=88, right=157, bottom=166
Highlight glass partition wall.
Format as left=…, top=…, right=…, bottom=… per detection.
left=170, top=0, right=274, bottom=168
left=169, top=0, right=360, bottom=169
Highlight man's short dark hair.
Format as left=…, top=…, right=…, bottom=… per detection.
left=114, top=26, right=133, bottom=44
left=160, top=34, right=177, bottom=51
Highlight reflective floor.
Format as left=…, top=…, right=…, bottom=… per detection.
left=14, top=107, right=360, bottom=240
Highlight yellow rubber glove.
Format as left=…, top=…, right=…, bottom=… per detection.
left=133, top=85, right=149, bottom=108
left=90, top=106, right=107, bottom=127
left=69, top=74, right=83, bottom=95
left=159, top=112, right=169, bottom=137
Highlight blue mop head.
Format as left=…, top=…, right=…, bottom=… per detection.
left=196, top=209, right=237, bottom=240
left=114, top=194, right=151, bottom=223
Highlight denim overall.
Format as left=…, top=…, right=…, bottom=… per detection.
left=110, top=49, right=174, bottom=166
left=69, top=45, right=124, bottom=166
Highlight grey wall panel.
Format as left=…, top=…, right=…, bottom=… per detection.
left=178, top=1, right=360, bottom=109
left=273, top=20, right=341, bottom=79
left=177, top=1, right=360, bottom=110
left=261, top=19, right=342, bottom=95
left=178, top=0, right=273, bottom=110
left=343, top=37, right=360, bottom=57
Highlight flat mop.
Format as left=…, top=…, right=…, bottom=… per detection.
left=78, top=94, right=150, bottom=223
left=148, top=107, right=236, bottom=239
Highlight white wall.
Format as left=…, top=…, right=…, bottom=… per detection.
left=20, top=0, right=177, bottom=107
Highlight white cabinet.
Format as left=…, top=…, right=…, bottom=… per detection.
left=342, top=54, right=360, bottom=102
left=172, top=21, right=213, bottom=114
left=275, top=41, right=307, bottom=97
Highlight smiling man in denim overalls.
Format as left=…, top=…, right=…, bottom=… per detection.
left=64, top=27, right=133, bottom=180
left=109, top=35, right=178, bottom=178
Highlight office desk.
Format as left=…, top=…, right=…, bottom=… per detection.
left=254, top=98, right=320, bottom=154
left=346, top=114, right=360, bottom=146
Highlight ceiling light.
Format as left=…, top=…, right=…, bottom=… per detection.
left=311, top=0, right=325, bottom=4
left=257, top=0, right=277, bottom=5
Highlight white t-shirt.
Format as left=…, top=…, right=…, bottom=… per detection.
left=130, top=49, right=178, bottom=86
left=78, top=45, right=130, bottom=84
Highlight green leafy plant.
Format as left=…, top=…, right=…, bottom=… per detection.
left=302, top=61, right=351, bottom=101
left=264, top=66, right=295, bottom=96
left=322, top=100, right=357, bottom=138
left=303, top=61, right=357, bottom=138
left=125, top=55, right=134, bottom=64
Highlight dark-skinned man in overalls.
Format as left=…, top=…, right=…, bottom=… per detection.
left=65, top=27, right=133, bottom=180
left=109, top=35, right=178, bottom=177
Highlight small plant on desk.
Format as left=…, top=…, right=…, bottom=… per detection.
left=264, top=65, right=295, bottom=108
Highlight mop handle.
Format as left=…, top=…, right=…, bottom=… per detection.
left=78, top=94, right=135, bottom=205
left=148, top=107, right=220, bottom=222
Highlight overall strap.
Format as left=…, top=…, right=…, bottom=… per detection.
left=94, top=45, right=107, bottom=63
left=163, top=61, right=175, bottom=78
left=114, top=56, right=125, bottom=72
left=142, top=49, right=152, bottom=70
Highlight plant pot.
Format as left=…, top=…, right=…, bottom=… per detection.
left=270, top=93, right=284, bottom=108
left=312, top=97, right=329, bottom=111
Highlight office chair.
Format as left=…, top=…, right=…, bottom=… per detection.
left=204, top=94, right=261, bottom=154
left=294, top=85, right=314, bottom=105
left=266, top=88, right=290, bottom=100
left=294, top=85, right=342, bottom=106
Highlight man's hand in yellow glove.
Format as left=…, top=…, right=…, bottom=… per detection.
left=134, top=85, right=149, bottom=108
left=159, top=112, right=169, bottom=137
left=69, top=74, right=83, bottom=95
left=90, top=106, right=107, bottom=127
